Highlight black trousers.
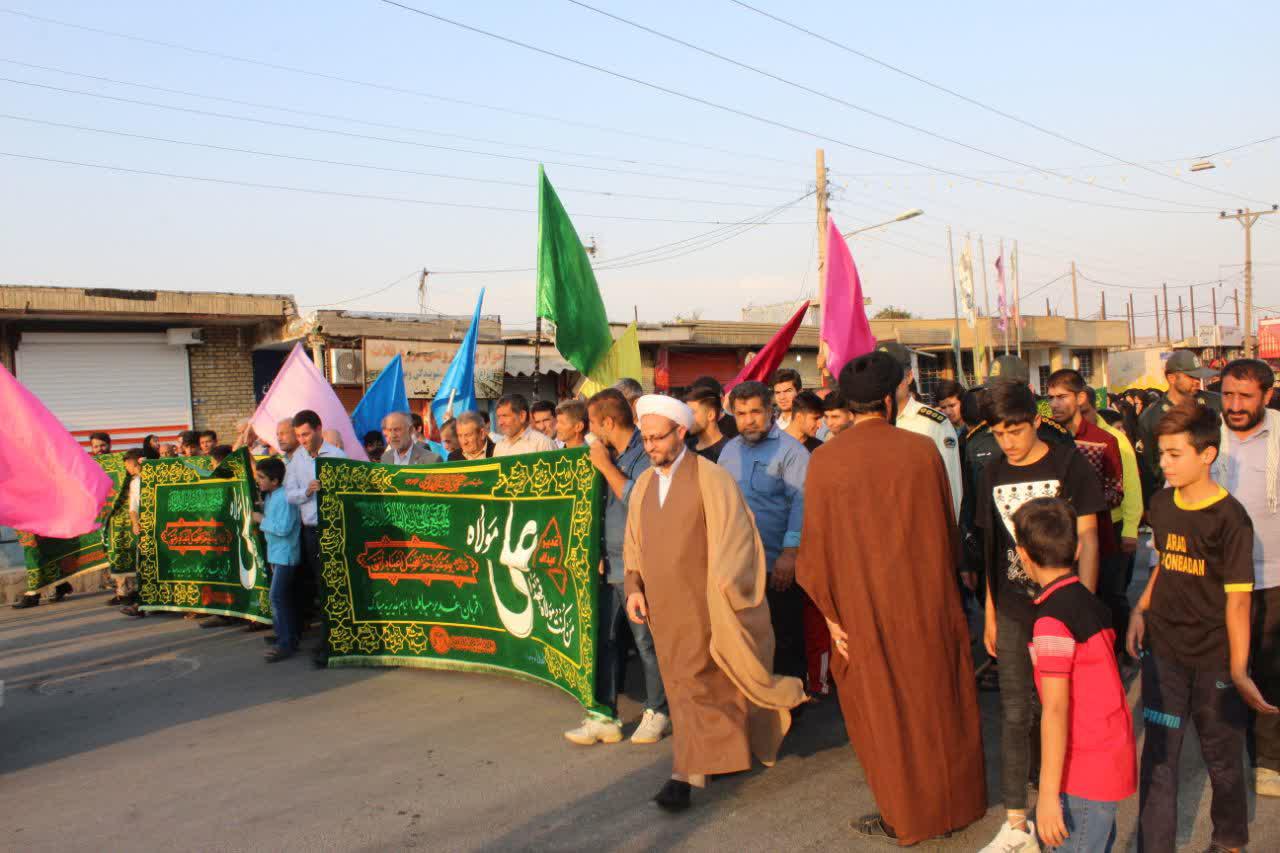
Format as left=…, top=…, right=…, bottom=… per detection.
left=767, top=581, right=806, bottom=681
left=1098, top=521, right=1133, bottom=648
left=298, top=525, right=325, bottom=651
left=1138, top=651, right=1248, bottom=852
left=1251, top=585, right=1280, bottom=772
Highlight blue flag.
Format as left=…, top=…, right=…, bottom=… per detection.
left=352, top=353, right=409, bottom=444
left=431, top=289, right=484, bottom=430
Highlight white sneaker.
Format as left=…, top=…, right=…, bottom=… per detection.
left=563, top=717, right=623, bottom=746
left=979, top=819, right=1039, bottom=853
left=630, top=709, right=672, bottom=744
left=1258, top=766, right=1280, bottom=798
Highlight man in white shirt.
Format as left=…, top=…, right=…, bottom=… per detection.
left=284, top=409, right=347, bottom=667
left=493, top=394, right=557, bottom=457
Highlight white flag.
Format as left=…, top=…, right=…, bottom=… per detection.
left=957, top=240, right=977, bottom=327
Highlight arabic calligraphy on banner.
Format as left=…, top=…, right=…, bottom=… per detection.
left=315, top=449, right=607, bottom=715
left=364, top=338, right=506, bottom=399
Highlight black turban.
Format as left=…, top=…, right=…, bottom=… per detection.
left=838, top=351, right=904, bottom=404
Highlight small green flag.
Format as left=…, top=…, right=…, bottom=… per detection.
left=536, top=165, right=613, bottom=374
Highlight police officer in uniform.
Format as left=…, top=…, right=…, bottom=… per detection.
left=1134, top=349, right=1220, bottom=503
left=876, top=342, right=964, bottom=521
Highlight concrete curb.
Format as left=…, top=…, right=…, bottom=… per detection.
left=0, top=566, right=111, bottom=607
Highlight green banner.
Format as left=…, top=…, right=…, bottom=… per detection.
left=316, top=449, right=606, bottom=715
left=21, top=452, right=128, bottom=594
left=136, top=449, right=272, bottom=623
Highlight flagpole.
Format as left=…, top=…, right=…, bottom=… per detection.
left=999, top=239, right=1009, bottom=354
left=947, top=226, right=965, bottom=387
left=978, top=236, right=991, bottom=381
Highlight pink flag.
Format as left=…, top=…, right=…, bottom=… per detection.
left=995, top=254, right=1008, bottom=333
left=821, top=218, right=877, bottom=377
left=250, top=343, right=368, bottom=461
left=0, top=364, right=113, bottom=537
left=725, top=300, right=810, bottom=393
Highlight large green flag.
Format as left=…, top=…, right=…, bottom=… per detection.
left=536, top=165, right=613, bottom=374
left=316, top=448, right=607, bottom=716
left=136, top=450, right=272, bottom=623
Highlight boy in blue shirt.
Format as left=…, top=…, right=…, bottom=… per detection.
left=253, top=457, right=301, bottom=662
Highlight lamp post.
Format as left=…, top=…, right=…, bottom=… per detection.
left=842, top=208, right=925, bottom=239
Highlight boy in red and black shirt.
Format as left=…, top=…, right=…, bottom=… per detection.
left=1014, top=497, right=1135, bottom=851
left=1127, top=404, right=1278, bottom=852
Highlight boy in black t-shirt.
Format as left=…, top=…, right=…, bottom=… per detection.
left=1127, top=404, right=1277, bottom=852
left=974, top=381, right=1106, bottom=852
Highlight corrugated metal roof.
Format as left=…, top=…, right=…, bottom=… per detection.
left=0, top=284, right=296, bottom=320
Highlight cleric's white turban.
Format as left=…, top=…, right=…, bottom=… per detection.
left=635, top=394, right=694, bottom=432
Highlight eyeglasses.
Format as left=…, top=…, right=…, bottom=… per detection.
left=641, top=427, right=679, bottom=445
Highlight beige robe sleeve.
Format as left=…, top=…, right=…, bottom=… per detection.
left=698, top=460, right=806, bottom=766
left=622, top=469, right=654, bottom=599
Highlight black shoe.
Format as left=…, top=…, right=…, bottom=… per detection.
left=106, top=595, right=125, bottom=606
left=53, top=582, right=73, bottom=602
left=265, top=648, right=294, bottom=663
left=243, top=622, right=269, bottom=633
left=312, top=654, right=329, bottom=669
left=12, top=594, right=40, bottom=609
left=653, top=779, right=691, bottom=812
left=264, top=635, right=279, bottom=646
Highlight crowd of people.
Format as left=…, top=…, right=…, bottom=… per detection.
left=18, top=347, right=1280, bottom=851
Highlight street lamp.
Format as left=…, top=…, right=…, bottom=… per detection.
left=842, top=208, right=924, bottom=238
left=1190, top=159, right=1216, bottom=172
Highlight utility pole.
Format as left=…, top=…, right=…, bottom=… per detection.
left=1161, top=283, right=1171, bottom=344
left=1153, top=295, right=1161, bottom=342
left=1071, top=260, right=1079, bottom=319
left=417, top=268, right=429, bottom=314
left=1012, top=240, right=1022, bottom=356
left=1126, top=300, right=1134, bottom=346
left=1178, top=295, right=1185, bottom=341
left=815, top=148, right=830, bottom=384
left=999, top=238, right=1009, bottom=355
left=1220, top=206, right=1279, bottom=357
left=1212, top=288, right=1218, bottom=326
left=1045, top=297, right=1051, bottom=316
left=1235, top=289, right=1241, bottom=327
left=1101, top=290, right=1107, bottom=320
left=1129, top=292, right=1135, bottom=343
left=947, top=226, right=964, bottom=385
left=1190, top=285, right=1197, bottom=334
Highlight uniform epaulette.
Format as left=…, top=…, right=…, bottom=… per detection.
left=916, top=404, right=948, bottom=425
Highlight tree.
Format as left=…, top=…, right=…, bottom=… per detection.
left=873, top=306, right=915, bottom=320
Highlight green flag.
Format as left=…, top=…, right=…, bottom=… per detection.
left=536, top=165, right=613, bottom=374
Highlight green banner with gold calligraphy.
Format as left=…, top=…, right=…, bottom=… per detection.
left=21, top=452, right=128, bottom=594
left=316, top=448, right=606, bottom=715
left=136, top=449, right=272, bottom=623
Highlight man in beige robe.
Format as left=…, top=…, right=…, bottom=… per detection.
left=624, top=394, right=806, bottom=811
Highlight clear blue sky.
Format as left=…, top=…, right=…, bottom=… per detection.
left=2, top=1, right=1277, bottom=337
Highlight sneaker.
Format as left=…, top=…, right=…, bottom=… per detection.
left=52, top=582, right=73, bottom=602
left=1257, top=766, right=1280, bottom=798
left=563, top=717, right=623, bottom=746
left=631, top=709, right=672, bottom=744
left=979, top=819, right=1039, bottom=853
left=12, top=594, right=40, bottom=610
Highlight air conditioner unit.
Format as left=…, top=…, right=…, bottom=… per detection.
left=166, top=328, right=204, bottom=346
left=329, top=348, right=363, bottom=385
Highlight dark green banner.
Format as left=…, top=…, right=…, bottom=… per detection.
left=316, top=449, right=605, bottom=715
left=21, top=452, right=128, bottom=594
left=136, top=449, right=272, bottom=623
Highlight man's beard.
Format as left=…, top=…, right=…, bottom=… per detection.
left=1226, top=405, right=1266, bottom=433
left=649, top=447, right=680, bottom=467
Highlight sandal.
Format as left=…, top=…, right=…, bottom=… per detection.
left=851, top=814, right=898, bottom=845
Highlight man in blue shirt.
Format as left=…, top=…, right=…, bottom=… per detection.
left=719, top=381, right=809, bottom=681
left=563, top=388, right=669, bottom=747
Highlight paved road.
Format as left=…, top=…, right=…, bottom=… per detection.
left=1, top=588, right=1274, bottom=852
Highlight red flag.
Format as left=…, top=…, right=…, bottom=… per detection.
left=724, top=301, right=810, bottom=393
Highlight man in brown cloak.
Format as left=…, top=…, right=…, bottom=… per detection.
left=797, top=352, right=986, bottom=845
left=623, top=394, right=806, bottom=811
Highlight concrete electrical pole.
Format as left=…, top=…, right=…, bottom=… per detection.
left=1220, top=206, right=1278, bottom=357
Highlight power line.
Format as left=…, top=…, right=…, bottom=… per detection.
left=0, top=76, right=801, bottom=195
left=0, top=113, right=792, bottom=209
left=0, top=57, right=800, bottom=187
left=727, top=0, right=1274, bottom=208
left=374, top=0, right=1215, bottom=216
left=1204, top=133, right=1280, bottom=160
left=0, top=6, right=799, bottom=171
left=564, top=0, right=1218, bottom=212
left=298, top=269, right=422, bottom=309
left=0, top=150, right=811, bottom=225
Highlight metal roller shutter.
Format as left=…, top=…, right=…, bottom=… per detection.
left=666, top=350, right=742, bottom=390
left=15, top=332, right=193, bottom=449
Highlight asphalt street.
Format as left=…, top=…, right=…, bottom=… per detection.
left=2, top=581, right=1275, bottom=852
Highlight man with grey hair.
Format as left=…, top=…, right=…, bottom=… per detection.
left=614, top=378, right=645, bottom=417
left=381, top=411, right=441, bottom=465
left=449, top=411, right=495, bottom=461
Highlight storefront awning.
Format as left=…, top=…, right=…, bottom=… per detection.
left=504, top=345, right=576, bottom=377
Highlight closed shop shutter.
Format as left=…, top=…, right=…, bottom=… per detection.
left=666, top=350, right=741, bottom=390
left=15, top=332, right=192, bottom=449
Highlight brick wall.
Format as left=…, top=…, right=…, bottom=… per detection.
left=188, top=326, right=256, bottom=443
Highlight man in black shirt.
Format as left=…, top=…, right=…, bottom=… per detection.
left=974, top=380, right=1106, bottom=851
left=784, top=391, right=825, bottom=453
left=683, top=385, right=728, bottom=462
